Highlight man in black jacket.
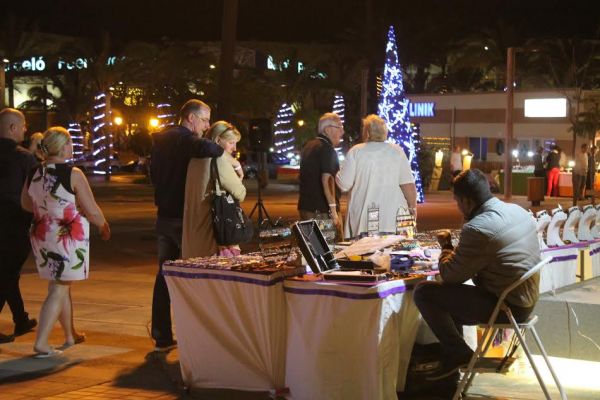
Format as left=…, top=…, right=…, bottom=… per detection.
left=150, top=99, right=223, bottom=352
left=0, top=108, right=38, bottom=343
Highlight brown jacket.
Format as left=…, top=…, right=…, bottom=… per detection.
left=182, top=155, right=246, bottom=259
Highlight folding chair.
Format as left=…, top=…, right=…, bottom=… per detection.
left=453, top=256, right=568, bottom=400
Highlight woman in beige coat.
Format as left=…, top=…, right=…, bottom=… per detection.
left=182, top=121, right=246, bottom=258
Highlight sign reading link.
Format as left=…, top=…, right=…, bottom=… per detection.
left=408, top=101, right=435, bottom=118
left=4, top=56, right=118, bottom=73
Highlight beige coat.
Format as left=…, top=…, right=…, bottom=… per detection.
left=182, top=155, right=246, bottom=259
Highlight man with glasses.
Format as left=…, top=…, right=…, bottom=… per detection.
left=0, top=108, right=38, bottom=344
left=149, top=99, right=223, bottom=352
left=298, top=112, right=344, bottom=236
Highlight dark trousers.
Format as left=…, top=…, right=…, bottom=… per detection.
left=0, top=234, right=31, bottom=327
left=152, top=217, right=183, bottom=346
left=413, top=281, right=534, bottom=358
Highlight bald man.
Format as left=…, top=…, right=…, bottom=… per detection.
left=0, top=108, right=38, bottom=343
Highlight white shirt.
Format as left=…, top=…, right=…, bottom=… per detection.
left=450, top=151, right=462, bottom=172
left=336, top=142, right=415, bottom=238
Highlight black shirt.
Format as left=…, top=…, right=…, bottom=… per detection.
left=545, top=151, right=560, bottom=170
left=298, top=134, right=340, bottom=213
left=150, top=125, right=224, bottom=218
left=0, top=138, right=37, bottom=211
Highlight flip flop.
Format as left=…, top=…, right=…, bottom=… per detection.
left=60, top=332, right=86, bottom=349
left=33, top=349, right=63, bottom=359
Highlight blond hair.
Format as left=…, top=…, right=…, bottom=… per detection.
left=208, top=120, right=241, bottom=144
left=41, top=126, right=71, bottom=157
left=362, top=114, right=388, bottom=142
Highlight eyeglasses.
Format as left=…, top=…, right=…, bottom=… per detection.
left=329, top=125, right=343, bottom=130
left=193, top=113, right=210, bottom=124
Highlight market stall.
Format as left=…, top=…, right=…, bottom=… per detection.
left=283, top=276, right=424, bottom=400
left=539, top=244, right=581, bottom=293
left=163, top=256, right=302, bottom=392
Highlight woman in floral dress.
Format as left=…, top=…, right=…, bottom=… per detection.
left=21, top=126, right=110, bottom=357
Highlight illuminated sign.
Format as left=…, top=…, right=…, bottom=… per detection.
left=408, top=101, right=435, bottom=118
left=5, top=56, right=119, bottom=73
left=524, top=98, right=567, bottom=118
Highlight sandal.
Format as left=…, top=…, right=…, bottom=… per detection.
left=33, top=349, right=63, bottom=359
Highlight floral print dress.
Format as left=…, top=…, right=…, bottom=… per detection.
left=28, top=163, right=90, bottom=281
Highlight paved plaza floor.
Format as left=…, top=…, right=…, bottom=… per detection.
left=1, top=174, right=598, bottom=399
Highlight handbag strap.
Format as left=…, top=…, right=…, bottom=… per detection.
left=211, top=157, right=223, bottom=195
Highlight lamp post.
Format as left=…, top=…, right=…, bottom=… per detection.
left=0, top=58, right=7, bottom=109
left=504, top=47, right=515, bottom=200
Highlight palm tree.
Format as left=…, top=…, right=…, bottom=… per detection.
left=0, top=14, right=43, bottom=107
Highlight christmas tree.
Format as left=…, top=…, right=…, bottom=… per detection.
left=331, top=94, right=345, bottom=157
left=156, top=102, right=176, bottom=129
left=271, top=102, right=295, bottom=162
left=90, top=92, right=112, bottom=176
left=332, top=94, right=345, bottom=124
left=67, top=122, right=84, bottom=162
left=377, top=25, right=424, bottom=202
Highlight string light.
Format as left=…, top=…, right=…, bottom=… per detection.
left=377, top=26, right=425, bottom=203
left=156, top=103, right=175, bottom=128
left=67, top=123, right=84, bottom=159
left=91, top=92, right=111, bottom=175
left=331, top=94, right=345, bottom=158
left=272, top=102, right=296, bottom=163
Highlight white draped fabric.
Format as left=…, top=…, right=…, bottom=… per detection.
left=283, top=278, right=422, bottom=400
left=540, top=245, right=581, bottom=293
left=164, top=264, right=288, bottom=391
left=588, top=239, right=600, bottom=278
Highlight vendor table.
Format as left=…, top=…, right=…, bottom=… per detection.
left=540, top=244, right=581, bottom=293
left=584, top=239, right=600, bottom=279
left=163, top=262, right=291, bottom=392
left=283, top=277, right=423, bottom=400
left=498, top=170, right=533, bottom=196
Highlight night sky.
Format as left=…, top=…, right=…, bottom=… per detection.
left=2, top=0, right=599, bottom=45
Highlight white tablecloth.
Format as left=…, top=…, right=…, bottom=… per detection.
left=540, top=244, right=581, bottom=293
left=588, top=239, right=600, bottom=278
left=283, top=277, right=423, bottom=400
left=163, top=263, right=289, bottom=391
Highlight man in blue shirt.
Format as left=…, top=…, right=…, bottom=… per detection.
left=150, top=100, right=223, bottom=352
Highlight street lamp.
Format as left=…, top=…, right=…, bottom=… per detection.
left=114, top=116, right=123, bottom=126
left=504, top=47, right=516, bottom=199
left=149, top=118, right=159, bottom=128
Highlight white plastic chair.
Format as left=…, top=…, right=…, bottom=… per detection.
left=453, top=256, right=568, bottom=400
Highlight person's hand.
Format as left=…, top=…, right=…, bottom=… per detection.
left=409, top=206, right=417, bottom=221
left=99, top=222, right=111, bottom=241
left=330, top=208, right=341, bottom=229
left=436, top=229, right=452, bottom=249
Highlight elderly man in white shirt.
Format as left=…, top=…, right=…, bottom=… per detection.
left=335, top=114, right=417, bottom=239
left=573, top=143, right=588, bottom=206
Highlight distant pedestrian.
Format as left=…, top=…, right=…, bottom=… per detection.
left=533, top=146, right=545, bottom=178
left=573, top=143, right=588, bottom=206
left=21, top=126, right=110, bottom=358
left=545, top=145, right=561, bottom=197
left=586, top=145, right=597, bottom=199
left=450, top=145, right=463, bottom=177
left=298, top=112, right=344, bottom=237
left=149, top=99, right=223, bottom=352
left=0, top=108, right=38, bottom=344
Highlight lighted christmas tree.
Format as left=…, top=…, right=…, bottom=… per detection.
left=332, top=94, right=345, bottom=124
left=331, top=94, right=345, bottom=157
left=156, top=102, right=176, bottom=128
left=67, top=122, right=84, bottom=161
left=271, top=102, right=295, bottom=162
left=377, top=25, right=424, bottom=202
left=91, top=92, right=112, bottom=176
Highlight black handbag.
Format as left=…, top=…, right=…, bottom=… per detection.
left=211, top=158, right=254, bottom=245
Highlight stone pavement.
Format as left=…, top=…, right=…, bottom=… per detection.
left=1, top=176, right=599, bottom=399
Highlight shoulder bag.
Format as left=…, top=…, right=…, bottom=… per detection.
left=211, top=158, right=254, bottom=245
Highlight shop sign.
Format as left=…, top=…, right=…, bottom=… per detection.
left=4, top=56, right=118, bottom=73
left=408, top=101, right=435, bottom=118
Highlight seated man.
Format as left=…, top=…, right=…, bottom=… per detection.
left=414, top=169, right=541, bottom=380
